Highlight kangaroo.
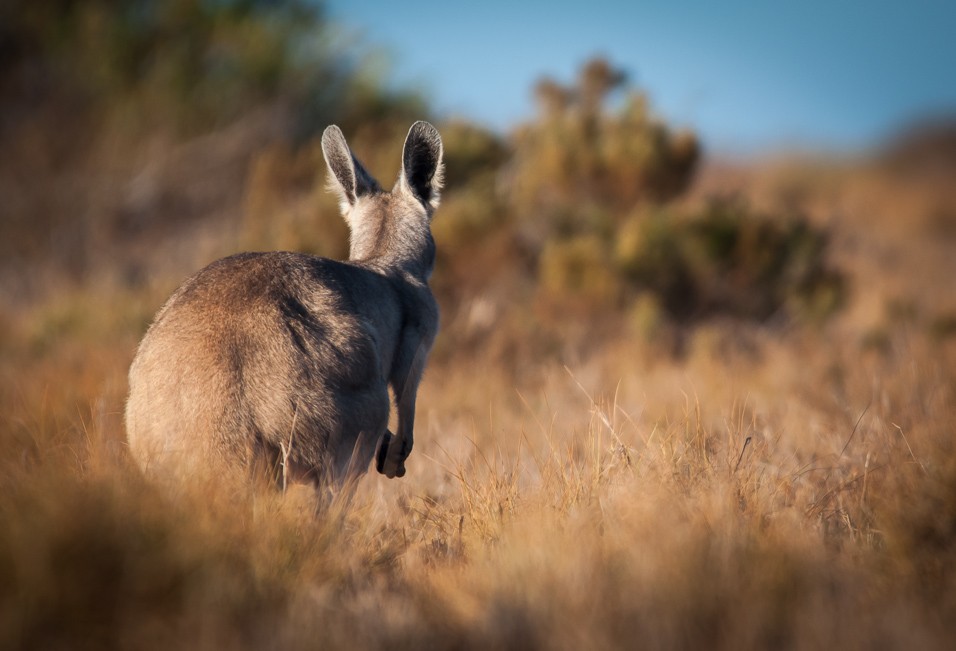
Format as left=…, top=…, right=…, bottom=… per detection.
left=125, top=121, right=443, bottom=488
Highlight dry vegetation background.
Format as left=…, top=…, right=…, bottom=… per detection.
left=2, top=1, right=956, bottom=649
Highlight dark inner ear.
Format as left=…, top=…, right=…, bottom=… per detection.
left=352, top=155, right=379, bottom=197
left=403, top=130, right=441, bottom=206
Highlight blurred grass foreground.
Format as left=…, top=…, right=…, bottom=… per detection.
left=3, top=1, right=956, bottom=649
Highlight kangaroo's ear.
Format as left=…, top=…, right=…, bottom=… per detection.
left=398, top=121, right=444, bottom=212
left=321, top=125, right=379, bottom=213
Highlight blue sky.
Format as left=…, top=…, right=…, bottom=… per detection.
left=325, top=0, right=956, bottom=155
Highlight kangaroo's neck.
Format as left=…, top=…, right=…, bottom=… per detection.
left=347, top=194, right=434, bottom=281
left=352, top=237, right=434, bottom=282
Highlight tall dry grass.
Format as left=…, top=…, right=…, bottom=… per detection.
left=3, top=243, right=955, bottom=650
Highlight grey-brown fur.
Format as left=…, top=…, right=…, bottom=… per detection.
left=126, top=122, right=443, bottom=486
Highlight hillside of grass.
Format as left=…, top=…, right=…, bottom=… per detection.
left=3, top=2, right=956, bottom=649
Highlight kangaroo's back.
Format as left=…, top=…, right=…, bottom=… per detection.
left=125, top=122, right=444, bottom=488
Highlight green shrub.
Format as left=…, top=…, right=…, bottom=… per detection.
left=509, top=57, right=700, bottom=223
left=615, top=201, right=845, bottom=323
left=432, top=58, right=845, bottom=329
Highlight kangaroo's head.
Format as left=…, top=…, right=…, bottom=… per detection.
left=321, top=122, right=444, bottom=279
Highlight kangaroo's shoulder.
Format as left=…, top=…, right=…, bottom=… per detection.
left=166, top=251, right=380, bottom=304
